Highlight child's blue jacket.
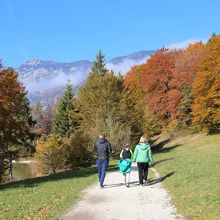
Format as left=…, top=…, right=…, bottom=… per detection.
left=118, top=158, right=132, bottom=174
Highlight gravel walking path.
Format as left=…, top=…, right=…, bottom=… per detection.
left=61, top=164, right=185, bottom=220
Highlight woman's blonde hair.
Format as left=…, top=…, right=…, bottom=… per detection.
left=140, top=136, right=147, bottom=143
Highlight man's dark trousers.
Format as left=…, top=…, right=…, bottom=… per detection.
left=97, top=159, right=108, bottom=187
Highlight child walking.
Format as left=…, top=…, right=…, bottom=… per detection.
left=118, top=144, right=133, bottom=187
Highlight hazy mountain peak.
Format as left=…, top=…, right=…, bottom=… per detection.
left=24, top=59, right=42, bottom=66
left=109, top=50, right=154, bottom=65
left=18, top=50, right=154, bottom=105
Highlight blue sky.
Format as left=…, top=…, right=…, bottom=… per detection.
left=0, top=0, right=219, bottom=67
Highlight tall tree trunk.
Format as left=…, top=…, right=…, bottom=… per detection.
left=52, top=165, right=56, bottom=174
left=8, top=153, right=13, bottom=181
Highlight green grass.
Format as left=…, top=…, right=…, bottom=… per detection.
left=3, top=133, right=219, bottom=220
left=0, top=161, right=118, bottom=220
left=152, top=132, right=220, bottom=220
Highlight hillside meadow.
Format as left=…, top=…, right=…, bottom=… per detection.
left=152, top=132, right=220, bottom=220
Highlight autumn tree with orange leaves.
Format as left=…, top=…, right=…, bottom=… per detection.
left=192, top=34, right=220, bottom=133
left=124, top=36, right=219, bottom=135
left=172, top=42, right=205, bottom=126
left=124, top=64, right=162, bottom=137
left=0, top=67, right=34, bottom=181
left=141, top=48, right=179, bottom=125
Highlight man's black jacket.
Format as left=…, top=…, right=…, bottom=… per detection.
left=95, top=138, right=112, bottom=160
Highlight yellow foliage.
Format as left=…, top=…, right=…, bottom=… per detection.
left=35, top=135, right=65, bottom=173
left=192, top=34, right=220, bottom=133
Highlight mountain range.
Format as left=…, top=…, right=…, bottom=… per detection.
left=18, top=50, right=154, bottom=105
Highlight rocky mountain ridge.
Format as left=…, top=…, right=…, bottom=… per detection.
left=17, top=50, right=154, bottom=104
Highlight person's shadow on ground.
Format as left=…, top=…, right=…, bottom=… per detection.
left=145, top=171, right=174, bottom=186
left=103, top=183, right=124, bottom=188
left=104, top=171, right=174, bottom=188
left=127, top=171, right=174, bottom=188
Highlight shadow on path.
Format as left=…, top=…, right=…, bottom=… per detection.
left=103, top=183, right=124, bottom=188
left=104, top=170, right=174, bottom=189
left=104, top=181, right=140, bottom=188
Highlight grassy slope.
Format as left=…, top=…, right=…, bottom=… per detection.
left=152, top=132, right=220, bottom=220
left=0, top=161, right=117, bottom=220
left=2, top=134, right=220, bottom=220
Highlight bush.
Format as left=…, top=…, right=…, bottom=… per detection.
left=35, top=135, right=65, bottom=174
left=62, top=132, right=94, bottom=168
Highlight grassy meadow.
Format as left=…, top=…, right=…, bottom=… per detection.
left=1, top=132, right=220, bottom=220
left=152, top=132, right=220, bottom=220
left=0, top=161, right=117, bottom=220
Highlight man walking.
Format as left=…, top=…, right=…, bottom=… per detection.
left=95, top=133, right=112, bottom=188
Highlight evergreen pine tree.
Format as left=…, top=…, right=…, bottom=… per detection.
left=91, top=50, right=108, bottom=76
left=52, top=82, right=78, bottom=137
left=78, top=69, right=134, bottom=156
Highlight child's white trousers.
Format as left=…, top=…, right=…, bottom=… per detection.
left=123, top=172, right=130, bottom=186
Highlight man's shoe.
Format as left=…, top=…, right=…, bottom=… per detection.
left=100, top=185, right=104, bottom=189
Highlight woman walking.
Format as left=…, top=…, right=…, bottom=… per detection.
left=133, top=136, right=153, bottom=186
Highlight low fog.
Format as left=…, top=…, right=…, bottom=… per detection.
left=21, top=55, right=151, bottom=95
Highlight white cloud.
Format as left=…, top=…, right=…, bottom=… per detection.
left=106, top=56, right=150, bottom=75
left=20, top=53, right=153, bottom=95
left=23, top=55, right=152, bottom=94
left=166, top=38, right=208, bottom=49
left=25, top=70, right=89, bottom=93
